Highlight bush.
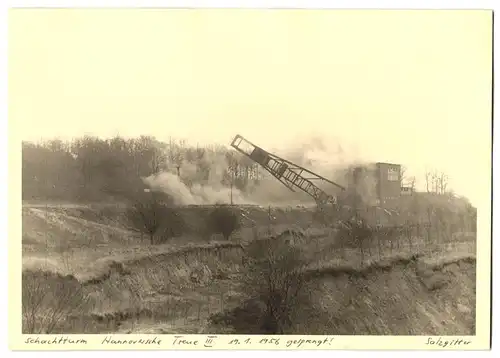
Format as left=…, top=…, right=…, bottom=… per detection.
left=156, top=207, right=185, bottom=243
left=206, top=205, right=241, bottom=240
left=125, top=191, right=183, bottom=244
left=242, top=237, right=308, bottom=333
left=22, top=270, right=90, bottom=334
left=336, top=217, right=375, bottom=248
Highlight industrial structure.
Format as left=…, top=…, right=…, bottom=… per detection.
left=230, top=134, right=346, bottom=211
left=347, top=162, right=404, bottom=206
left=230, top=134, right=414, bottom=226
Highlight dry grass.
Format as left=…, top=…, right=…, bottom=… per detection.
left=22, top=270, right=91, bottom=333
left=302, top=255, right=476, bottom=335
left=22, top=238, right=245, bottom=333
left=206, top=251, right=476, bottom=335
left=21, top=204, right=477, bottom=334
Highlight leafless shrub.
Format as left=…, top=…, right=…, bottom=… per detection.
left=22, top=270, right=90, bottom=334
left=125, top=191, right=184, bottom=244
left=206, top=205, right=241, bottom=240
left=242, top=238, right=308, bottom=333
left=336, top=218, right=375, bottom=252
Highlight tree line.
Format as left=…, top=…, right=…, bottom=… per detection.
left=22, top=135, right=265, bottom=202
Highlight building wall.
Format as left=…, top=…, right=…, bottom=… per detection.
left=376, top=162, right=402, bottom=205
left=344, top=165, right=379, bottom=207
left=342, top=162, right=402, bottom=209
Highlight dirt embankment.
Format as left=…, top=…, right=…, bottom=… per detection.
left=301, top=254, right=475, bottom=335
left=23, top=248, right=474, bottom=335
left=21, top=204, right=476, bottom=335
left=22, top=243, right=246, bottom=334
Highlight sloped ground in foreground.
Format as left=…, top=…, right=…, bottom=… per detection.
left=21, top=204, right=476, bottom=335
left=303, top=254, right=475, bottom=335
left=206, top=253, right=475, bottom=335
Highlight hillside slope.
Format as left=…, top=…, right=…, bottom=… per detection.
left=21, top=204, right=476, bottom=335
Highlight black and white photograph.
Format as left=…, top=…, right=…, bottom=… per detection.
left=9, top=6, right=492, bottom=347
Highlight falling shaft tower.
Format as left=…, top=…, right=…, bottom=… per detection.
left=230, top=134, right=345, bottom=210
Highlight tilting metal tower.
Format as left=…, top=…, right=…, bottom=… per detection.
left=230, top=134, right=345, bottom=210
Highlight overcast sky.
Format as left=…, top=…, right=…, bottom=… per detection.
left=9, top=9, right=492, bottom=206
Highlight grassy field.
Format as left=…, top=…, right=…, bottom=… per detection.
left=21, top=203, right=476, bottom=334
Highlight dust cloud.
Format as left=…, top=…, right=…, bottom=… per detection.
left=142, top=134, right=378, bottom=207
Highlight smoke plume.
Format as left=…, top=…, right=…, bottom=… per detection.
left=142, top=134, right=378, bottom=207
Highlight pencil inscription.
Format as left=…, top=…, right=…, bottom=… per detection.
left=24, top=337, right=88, bottom=345
left=426, top=337, right=472, bottom=348
left=101, top=336, right=162, bottom=345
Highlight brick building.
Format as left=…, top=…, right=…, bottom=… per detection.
left=345, top=162, right=402, bottom=207
left=375, top=162, right=402, bottom=206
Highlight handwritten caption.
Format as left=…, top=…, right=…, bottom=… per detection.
left=227, top=337, right=334, bottom=348
left=425, top=337, right=472, bottom=348
left=24, top=335, right=335, bottom=349
left=172, top=336, right=334, bottom=348
left=23, top=335, right=474, bottom=349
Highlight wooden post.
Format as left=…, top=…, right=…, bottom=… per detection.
left=230, top=179, right=233, bottom=205
left=408, top=226, right=413, bottom=252
left=377, top=233, right=381, bottom=260
left=360, top=245, right=364, bottom=266
left=268, top=206, right=272, bottom=236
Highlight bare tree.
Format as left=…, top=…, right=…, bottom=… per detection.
left=125, top=190, right=181, bottom=244
left=425, top=168, right=450, bottom=195
left=168, top=137, right=185, bottom=176
left=22, top=271, right=90, bottom=333
left=149, top=144, right=166, bottom=174
left=425, top=171, right=432, bottom=193
left=438, top=172, right=448, bottom=194
left=400, top=165, right=407, bottom=184
left=408, top=176, right=416, bottom=192
left=400, top=165, right=415, bottom=194
left=243, top=239, right=307, bottom=333
left=225, top=151, right=239, bottom=204
left=431, top=170, right=439, bottom=194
